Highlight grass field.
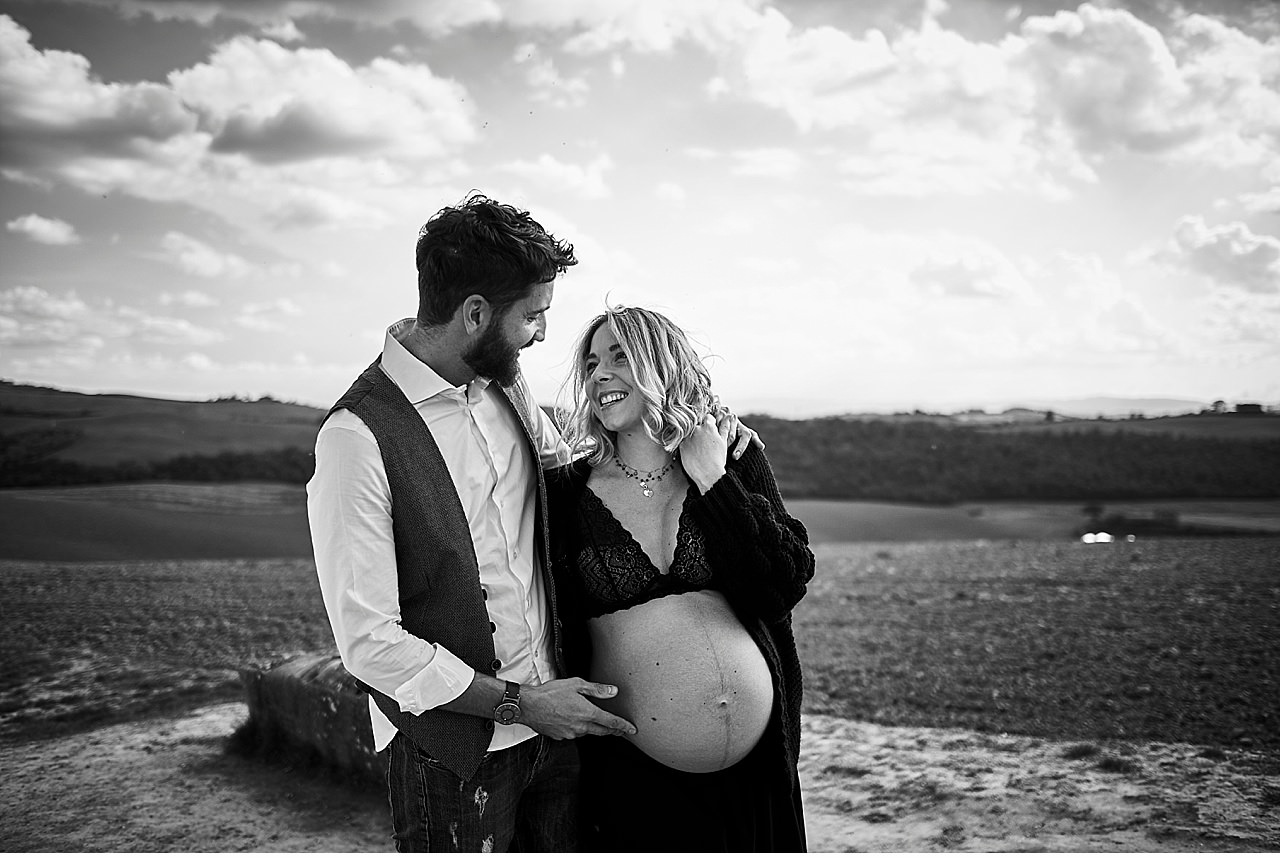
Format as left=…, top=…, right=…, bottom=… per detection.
left=3, top=537, right=1276, bottom=752
left=4, top=482, right=1279, bottom=562
left=0, top=484, right=313, bottom=561
left=797, top=538, right=1279, bottom=749
left=985, top=414, right=1280, bottom=440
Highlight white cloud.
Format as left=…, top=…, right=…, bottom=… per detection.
left=0, top=16, right=475, bottom=233
left=40, top=0, right=502, bottom=34
left=0, top=15, right=195, bottom=166
left=728, top=147, right=803, bottom=178
left=236, top=297, right=304, bottom=332
left=500, top=153, right=614, bottom=199
left=0, top=285, right=221, bottom=349
left=160, top=290, right=219, bottom=308
left=1036, top=252, right=1183, bottom=357
left=1162, top=216, right=1280, bottom=294
left=1237, top=187, right=1280, bottom=216
left=655, top=181, right=686, bottom=204
left=513, top=43, right=590, bottom=108
left=1017, top=5, right=1280, bottom=168
left=0, top=285, right=90, bottom=322
left=158, top=232, right=255, bottom=279
left=1235, top=160, right=1280, bottom=215
left=169, top=36, right=474, bottom=163
left=819, top=225, right=1034, bottom=302
left=481, top=1, right=1280, bottom=198
left=260, top=19, right=304, bottom=42
left=182, top=352, right=215, bottom=370
left=5, top=213, right=80, bottom=245
left=117, top=305, right=225, bottom=345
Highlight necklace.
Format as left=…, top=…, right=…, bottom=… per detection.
left=612, top=452, right=676, bottom=498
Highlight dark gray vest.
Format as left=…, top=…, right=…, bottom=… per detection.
left=328, top=360, right=564, bottom=780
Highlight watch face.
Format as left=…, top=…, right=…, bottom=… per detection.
left=494, top=702, right=520, bottom=725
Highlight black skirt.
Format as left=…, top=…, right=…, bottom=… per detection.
left=577, top=724, right=807, bottom=853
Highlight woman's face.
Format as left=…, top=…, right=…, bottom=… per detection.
left=584, top=323, right=643, bottom=434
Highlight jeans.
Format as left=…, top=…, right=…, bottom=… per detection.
left=386, top=732, right=580, bottom=852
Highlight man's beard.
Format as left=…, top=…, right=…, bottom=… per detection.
left=462, top=319, right=522, bottom=387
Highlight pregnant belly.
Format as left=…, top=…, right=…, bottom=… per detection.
left=587, top=589, right=773, bottom=773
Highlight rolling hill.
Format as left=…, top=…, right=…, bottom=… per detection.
left=0, top=380, right=324, bottom=466
left=4, top=381, right=1280, bottom=560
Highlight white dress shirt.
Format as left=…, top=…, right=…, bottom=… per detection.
left=307, top=319, right=573, bottom=752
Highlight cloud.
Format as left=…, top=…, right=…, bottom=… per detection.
left=158, top=232, right=255, bottom=279
left=728, top=147, right=803, bottom=178
left=160, top=290, right=219, bottom=308
left=0, top=285, right=225, bottom=351
left=260, top=185, right=396, bottom=231
left=0, top=15, right=195, bottom=168
left=910, top=258, right=1019, bottom=300
left=1235, top=160, right=1280, bottom=215
left=117, top=305, right=225, bottom=345
left=1163, top=216, right=1280, bottom=294
left=513, top=42, right=590, bottom=108
left=182, top=352, right=215, bottom=370
left=1017, top=6, right=1280, bottom=167
left=1036, top=252, right=1184, bottom=357
left=236, top=297, right=303, bottom=332
left=0, top=284, right=90, bottom=323
left=0, top=286, right=100, bottom=348
left=820, top=225, right=1033, bottom=302
left=1237, top=187, right=1280, bottom=216
left=34, top=0, right=502, bottom=33
left=260, top=19, right=304, bottom=42
left=655, top=181, right=686, bottom=204
left=5, top=213, right=80, bottom=245
left=0, top=16, right=475, bottom=232
left=170, top=36, right=474, bottom=164
left=500, top=153, right=614, bottom=199
left=486, top=1, right=1279, bottom=197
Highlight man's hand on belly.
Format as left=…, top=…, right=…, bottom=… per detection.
left=522, top=679, right=637, bottom=740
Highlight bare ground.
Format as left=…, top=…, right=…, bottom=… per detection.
left=1, top=703, right=1276, bottom=853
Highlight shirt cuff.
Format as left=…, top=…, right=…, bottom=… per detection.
left=393, top=645, right=477, bottom=714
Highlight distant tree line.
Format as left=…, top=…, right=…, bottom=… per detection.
left=0, top=428, right=314, bottom=488
left=743, top=416, right=1280, bottom=503
left=4, top=419, right=1280, bottom=502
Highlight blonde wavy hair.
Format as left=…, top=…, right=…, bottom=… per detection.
left=560, top=306, right=716, bottom=464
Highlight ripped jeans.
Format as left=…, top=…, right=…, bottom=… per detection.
left=386, top=732, right=580, bottom=852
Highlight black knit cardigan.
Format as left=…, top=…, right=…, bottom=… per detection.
left=545, top=443, right=815, bottom=790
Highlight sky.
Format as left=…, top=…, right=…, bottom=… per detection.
left=1, top=0, right=1278, bottom=417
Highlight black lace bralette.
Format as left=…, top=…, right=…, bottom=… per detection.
left=573, top=484, right=714, bottom=618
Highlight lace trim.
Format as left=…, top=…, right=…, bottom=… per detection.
left=575, top=485, right=713, bottom=615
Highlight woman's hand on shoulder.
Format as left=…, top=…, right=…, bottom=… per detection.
left=717, top=407, right=764, bottom=461
left=679, top=413, right=730, bottom=493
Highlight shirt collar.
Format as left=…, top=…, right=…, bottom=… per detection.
left=381, top=318, right=488, bottom=405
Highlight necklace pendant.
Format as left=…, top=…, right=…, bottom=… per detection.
left=642, top=486, right=654, bottom=498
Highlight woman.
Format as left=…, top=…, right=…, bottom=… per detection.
left=547, top=306, right=814, bottom=851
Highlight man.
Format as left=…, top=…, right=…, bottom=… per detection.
left=309, top=193, right=757, bottom=852
left=308, top=193, right=633, bottom=852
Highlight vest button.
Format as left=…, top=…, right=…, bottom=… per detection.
left=490, top=658, right=502, bottom=671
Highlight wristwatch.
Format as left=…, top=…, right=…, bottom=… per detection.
left=493, top=680, right=522, bottom=725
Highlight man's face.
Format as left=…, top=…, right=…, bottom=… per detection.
left=461, top=281, right=554, bottom=386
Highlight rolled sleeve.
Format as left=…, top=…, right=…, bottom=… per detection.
left=307, top=410, right=471, bottom=715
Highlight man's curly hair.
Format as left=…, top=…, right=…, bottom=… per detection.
left=415, top=192, right=577, bottom=325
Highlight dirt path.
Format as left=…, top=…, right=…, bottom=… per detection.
left=1, top=703, right=1276, bottom=852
